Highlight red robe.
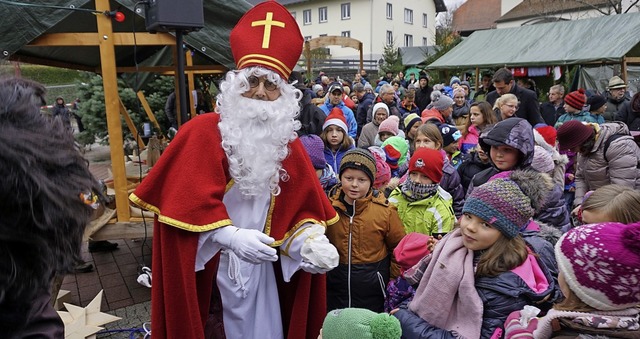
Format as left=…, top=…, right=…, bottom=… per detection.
left=130, top=114, right=338, bottom=339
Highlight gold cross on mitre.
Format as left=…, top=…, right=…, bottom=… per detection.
left=251, top=12, right=285, bottom=49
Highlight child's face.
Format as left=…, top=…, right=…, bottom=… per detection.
left=379, top=131, right=394, bottom=142
left=469, top=106, right=484, bottom=126
left=443, top=142, right=459, bottom=155
left=407, top=121, right=422, bottom=139
left=414, top=133, right=439, bottom=150
left=409, top=171, right=434, bottom=185
left=454, top=93, right=466, bottom=106
left=340, top=168, right=371, bottom=204
left=490, top=145, right=519, bottom=170
left=325, top=126, right=345, bottom=149
left=563, top=103, right=580, bottom=113
left=460, top=213, right=502, bottom=251
left=581, top=209, right=611, bottom=224
left=500, top=100, right=518, bottom=118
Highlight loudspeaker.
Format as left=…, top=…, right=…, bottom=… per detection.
left=145, top=0, right=204, bottom=33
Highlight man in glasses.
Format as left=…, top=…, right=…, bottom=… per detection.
left=130, top=2, right=339, bottom=338
left=604, top=75, right=631, bottom=122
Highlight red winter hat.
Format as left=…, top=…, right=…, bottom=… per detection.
left=323, top=107, right=348, bottom=133
left=564, top=88, right=587, bottom=110
left=409, top=148, right=443, bottom=183
left=230, top=1, right=303, bottom=79
left=535, top=125, right=557, bottom=147
left=394, top=232, right=431, bottom=270
left=557, top=120, right=595, bottom=151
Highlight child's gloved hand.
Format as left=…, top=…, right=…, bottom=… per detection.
left=504, top=310, right=538, bottom=339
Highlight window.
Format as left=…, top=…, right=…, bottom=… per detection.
left=404, top=34, right=413, bottom=47
left=386, top=30, right=393, bottom=45
left=341, top=3, right=351, bottom=19
left=303, top=10, right=311, bottom=25
left=304, top=36, right=312, bottom=41
left=423, top=13, right=428, bottom=27
left=404, top=8, right=413, bottom=24
left=319, top=7, right=328, bottom=23
left=422, top=37, right=428, bottom=46
left=291, top=11, right=296, bottom=19
left=341, top=31, right=351, bottom=37
left=386, top=3, right=392, bottom=19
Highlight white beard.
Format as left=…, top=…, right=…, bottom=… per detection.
left=217, top=67, right=302, bottom=198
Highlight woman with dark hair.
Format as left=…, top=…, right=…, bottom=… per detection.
left=557, top=120, right=640, bottom=210
left=0, top=78, right=101, bottom=337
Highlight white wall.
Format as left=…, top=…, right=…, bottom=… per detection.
left=287, top=0, right=437, bottom=60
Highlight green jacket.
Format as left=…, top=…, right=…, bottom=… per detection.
left=388, top=187, right=456, bottom=235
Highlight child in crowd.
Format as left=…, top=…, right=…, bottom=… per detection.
left=388, top=147, right=455, bottom=235
left=421, top=91, right=454, bottom=124
left=459, top=101, right=497, bottom=154
left=554, top=89, right=599, bottom=128
left=438, top=123, right=463, bottom=169
left=320, top=308, right=401, bottom=339
left=393, top=170, right=560, bottom=339
left=413, top=123, right=465, bottom=218
left=321, top=107, right=354, bottom=173
left=574, top=184, right=640, bottom=225
left=326, top=149, right=406, bottom=313
left=398, top=90, right=420, bottom=117
left=587, top=94, right=607, bottom=124
left=533, top=125, right=567, bottom=188
left=300, top=134, right=338, bottom=194
left=384, top=232, right=434, bottom=312
left=452, top=87, right=470, bottom=132
left=368, top=146, right=392, bottom=191
left=381, top=135, right=410, bottom=178
left=504, top=221, right=640, bottom=338
left=377, top=115, right=401, bottom=145
left=494, top=93, right=519, bottom=121
left=357, top=103, right=389, bottom=148
left=530, top=145, right=572, bottom=232
left=403, top=113, right=422, bottom=155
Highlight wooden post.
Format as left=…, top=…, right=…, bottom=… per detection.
left=186, top=50, right=196, bottom=118
left=359, top=42, right=363, bottom=73
left=621, top=56, right=628, bottom=84
left=118, top=98, right=145, bottom=149
left=95, top=0, right=130, bottom=221
left=475, top=67, right=480, bottom=95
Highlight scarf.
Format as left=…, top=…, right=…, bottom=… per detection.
left=408, top=228, right=484, bottom=339
left=400, top=178, right=438, bottom=202
left=319, top=163, right=338, bottom=190
left=534, top=308, right=640, bottom=339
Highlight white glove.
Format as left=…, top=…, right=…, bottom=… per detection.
left=300, top=225, right=339, bottom=270
left=215, top=226, right=278, bottom=264
left=300, top=261, right=332, bottom=274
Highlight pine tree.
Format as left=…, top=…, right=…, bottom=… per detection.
left=380, top=39, right=403, bottom=78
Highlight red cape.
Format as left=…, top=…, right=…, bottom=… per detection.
left=131, top=114, right=338, bottom=338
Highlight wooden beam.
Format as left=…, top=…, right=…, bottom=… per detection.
left=116, top=65, right=228, bottom=73
left=96, top=0, right=130, bottom=222
left=118, top=98, right=146, bottom=149
left=136, top=91, right=165, bottom=139
left=307, top=36, right=362, bottom=50
left=187, top=51, right=196, bottom=118
left=29, top=32, right=176, bottom=47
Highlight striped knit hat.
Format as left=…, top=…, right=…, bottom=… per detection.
left=462, top=170, right=552, bottom=238
left=564, top=88, right=586, bottom=110
left=339, top=148, right=377, bottom=184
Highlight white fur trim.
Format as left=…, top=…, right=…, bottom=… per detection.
left=323, top=118, right=348, bottom=134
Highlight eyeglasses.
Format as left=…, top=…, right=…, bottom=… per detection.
left=248, top=76, right=277, bottom=91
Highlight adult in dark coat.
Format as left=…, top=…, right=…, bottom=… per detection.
left=289, top=71, right=326, bottom=136
left=414, top=74, right=433, bottom=112
left=539, top=84, right=565, bottom=126
left=486, top=68, right=543, bottom=126
left=356, top=84, right=375, bottom=138
left=615, top=92, right=640, bottom=131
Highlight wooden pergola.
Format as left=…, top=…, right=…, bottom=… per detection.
left=4, top=0, right=247, bottom=239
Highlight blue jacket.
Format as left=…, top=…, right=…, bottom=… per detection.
left=324, top=145, right=354, bottom=174
left=320, top=100, right=358, bottom=139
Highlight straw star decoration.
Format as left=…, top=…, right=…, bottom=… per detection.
left=57, top=290, right=121, bottom=339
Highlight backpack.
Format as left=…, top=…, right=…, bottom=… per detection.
left=603, top=133, right=640, bottom=163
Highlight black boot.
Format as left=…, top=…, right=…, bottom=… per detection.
left=88, top=240, right=119, bottom=253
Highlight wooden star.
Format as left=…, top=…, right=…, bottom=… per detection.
left=57, top=290, right=121, bottom=339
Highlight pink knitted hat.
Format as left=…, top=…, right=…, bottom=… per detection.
left=556, top=221, right=640, bottom=311
left=378, top=116, right=399, bottom=136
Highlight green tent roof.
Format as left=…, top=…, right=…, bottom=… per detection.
left=428, top=12, right=640, bottom=69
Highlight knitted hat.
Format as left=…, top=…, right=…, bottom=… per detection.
left=394, top=232, right=432, bottom=270
left=339, top=148, right=376, bottom=184
left=353, top=83, right=365, bottom=93
left=408, top=148, right=443, bottom=183
left=369, top=147, right=391, bottom=189
left=564, top=88, right=586, bottom=110
left=557, top=120, right=595, bottom=151
left=364, top=83, right=373, bottom=92
left=431, top=91, right=454, bottom=111
left=404, top=113, right=422, bottom=133
left=312, top=84, right=323, bottom=94
left=555, top=221, right=640, bottom=311
left=322, top=308, right=402, bottom=339
left=438, top=124, right=462, bottom=147
left=587, top=94, right=607, bottom=111
left=372, top=102, right=390, bottom=120
left=299, top=134, right=326, bottom=170
left=449, top=76, right=461, bottom=86
left=462, top=170, right=553, bottom=238
left=419, top=73, right=428, bottom=81
left=534, top=125, right=557, bottom=147
left=531, top=145, right=555, bottom=174
left=378, top=116, right=399, bottom=136
left=323, top=107, right=349, bottom=134
left=608, top=75, right=627, bottom=90
left=382, top=136, right=409, bottom=169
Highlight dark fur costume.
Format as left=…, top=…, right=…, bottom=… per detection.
left=0, top=78, right=99, bottom=335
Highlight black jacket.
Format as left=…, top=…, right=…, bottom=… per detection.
left=539, top=101, right=565, bottom=127
left=297, top=90, right=326, bottom=136
left=487, top=83, right=544, bottom=126
left=415, top=86, right=433, bottom=112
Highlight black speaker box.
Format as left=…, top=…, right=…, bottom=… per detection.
left=145, top=0, right=204, bottom=33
